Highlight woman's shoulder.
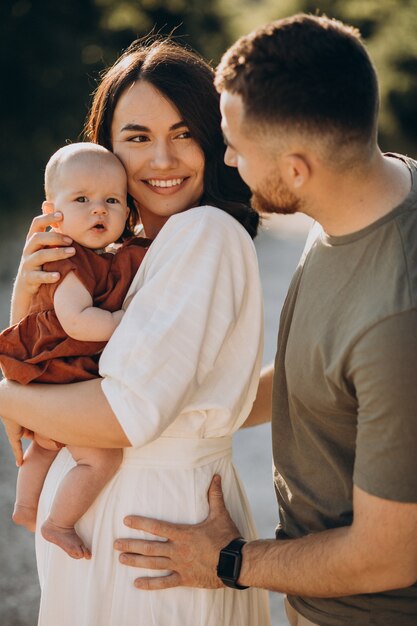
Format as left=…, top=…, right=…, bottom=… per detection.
left=140, top=205, right=257, bottom=276
left=167, top=205, right=253, bottom=244
left=174, top=204, right=239, bottom=224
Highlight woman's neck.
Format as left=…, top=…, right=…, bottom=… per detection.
left=137, top=206, right=171, bottom=239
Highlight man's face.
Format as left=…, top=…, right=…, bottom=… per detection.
left=220, top=90, right=301, bottom=215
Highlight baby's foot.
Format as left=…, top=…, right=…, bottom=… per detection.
left=12, top=504, right=37, bottom=532
left=41, top=518, right=92, bottom=560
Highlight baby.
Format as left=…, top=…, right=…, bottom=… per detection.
left=0, top=143, right=150, bottom=559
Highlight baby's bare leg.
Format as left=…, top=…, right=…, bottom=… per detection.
left=13, top=441, right=59, bottom=532
left=41, top=446, right=122, bottom=559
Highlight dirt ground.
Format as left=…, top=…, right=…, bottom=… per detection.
left=0, top=214, right=311, bottom=626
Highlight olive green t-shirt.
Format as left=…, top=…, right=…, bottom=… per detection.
left=272, top=154, right=417, bottom=625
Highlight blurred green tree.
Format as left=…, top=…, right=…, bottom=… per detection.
left=0, top=0, right=233, bottom=230
left=0, top=0, right=416, bottom=234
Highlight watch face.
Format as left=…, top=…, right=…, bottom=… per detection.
left=218, top=551, right=239, bottom=578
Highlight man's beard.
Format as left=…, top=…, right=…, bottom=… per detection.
left=251, top=174, right=302, bottom=215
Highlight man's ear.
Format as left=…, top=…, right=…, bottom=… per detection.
left=283, top=154, right=311, bottom=190
left=42, top=201, right=60, bottom=229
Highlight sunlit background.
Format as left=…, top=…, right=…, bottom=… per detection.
left=1, top=0, right=416, bottom=244
left=0, top=1, right=416, bottom=624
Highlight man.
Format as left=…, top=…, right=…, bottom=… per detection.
left=114, top=14, right=417, bottom=625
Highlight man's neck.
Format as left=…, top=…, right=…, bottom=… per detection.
left=307, top=151, right=412, bottom=237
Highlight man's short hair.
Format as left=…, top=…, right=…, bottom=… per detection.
left=215, top=14, right=379, bottom=146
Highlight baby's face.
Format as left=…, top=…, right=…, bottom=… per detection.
left=49, top=153, right=129, bottom=248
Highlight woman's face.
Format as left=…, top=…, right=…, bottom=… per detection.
left=111, top=80, right=205, bottom=238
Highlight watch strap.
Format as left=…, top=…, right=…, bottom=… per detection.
left=217, top=536, right=249, bottom=590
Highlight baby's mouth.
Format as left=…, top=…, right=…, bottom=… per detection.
left=91, top=223, right=106, bottom=231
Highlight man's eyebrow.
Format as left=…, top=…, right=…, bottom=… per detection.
left=120, top=121, right=187, bottom=132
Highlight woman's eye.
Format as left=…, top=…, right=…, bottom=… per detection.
left=75, top=196, right=88, bottom=203
left=176, top=131, right=191, bottom=139
left=129, top=135, right=149, bottom=143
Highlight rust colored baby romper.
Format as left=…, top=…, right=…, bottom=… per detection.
left=0, top=237, right=150, bottom=385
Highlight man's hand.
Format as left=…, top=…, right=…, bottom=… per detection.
left=1, top=418, right=33, bottom=466
left=114, top=475, right=241, bottom=590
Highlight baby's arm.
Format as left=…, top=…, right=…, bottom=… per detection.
left=54, top=271, right=124, bottom=342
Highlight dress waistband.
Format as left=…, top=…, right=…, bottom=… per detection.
left=122, top=435, right=232, bottom=469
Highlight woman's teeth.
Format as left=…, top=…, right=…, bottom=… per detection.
left=147, top=178, right=184, bottom=188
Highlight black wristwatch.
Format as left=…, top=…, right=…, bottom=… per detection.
left=216, top=537, right=249, bottom=589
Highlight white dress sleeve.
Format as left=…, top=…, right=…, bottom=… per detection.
left=99, top=206, right=263, bottom=447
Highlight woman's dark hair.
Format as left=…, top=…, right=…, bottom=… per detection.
left=83, top=38, right=259, bottom=238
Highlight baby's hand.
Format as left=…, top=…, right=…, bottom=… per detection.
left=1, top=418, right=31, bottom=467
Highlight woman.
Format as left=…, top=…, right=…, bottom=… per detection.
left=1, top=39, right=270, bottom=625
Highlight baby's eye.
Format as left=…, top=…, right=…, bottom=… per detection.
left=75, top=196, right=88, bottom=203
left=106, top=197, right=120, bottom=204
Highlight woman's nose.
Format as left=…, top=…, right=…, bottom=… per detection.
left=150, top=140, right=178, bottom=169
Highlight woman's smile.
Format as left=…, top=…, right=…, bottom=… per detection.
left=143, top=177, right=187, bottom=193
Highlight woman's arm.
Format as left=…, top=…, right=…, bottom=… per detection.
left=241, top=364, right=274, bottom=428
left=11, top=211, right=75, bottom=324
left=54, top=272, right=124, bottom=342
left=3, top=207, right=260, bottom=453
left=0, top=378, right=130, bottom=448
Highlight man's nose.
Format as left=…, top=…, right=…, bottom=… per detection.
left=224, top=146, right=237, bottom=168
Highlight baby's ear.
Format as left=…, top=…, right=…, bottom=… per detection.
left=42, top=201, right=60, bottom=229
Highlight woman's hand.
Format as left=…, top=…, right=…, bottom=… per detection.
left=11, top=209, right=75, bottom=323
left=1, top=417, right=33, bottom=467
left=18, top=210, right=75, bottom=295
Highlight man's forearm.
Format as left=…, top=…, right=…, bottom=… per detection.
left=113, top=479, right=417, bottom=594
left=239, top=524, right=415, bottom=596
left=241, top=364, right=274, bottom=428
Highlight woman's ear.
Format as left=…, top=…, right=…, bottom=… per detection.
left=283, top=154, right=311, bottom=190
left=42, top=201, right=60, bottom=229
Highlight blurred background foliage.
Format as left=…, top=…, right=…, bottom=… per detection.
left=1, top=0, right=416, bottom=243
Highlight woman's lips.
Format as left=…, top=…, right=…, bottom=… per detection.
left=143, top=177, right=188, bottom=194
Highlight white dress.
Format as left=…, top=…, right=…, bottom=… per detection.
left=35, top=206, right=270, bottom=626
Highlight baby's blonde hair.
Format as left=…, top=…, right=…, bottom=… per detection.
left=44, top=142, right=122, bottom=200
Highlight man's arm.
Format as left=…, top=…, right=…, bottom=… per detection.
left=114, top=477, right=417, bottom=595
left=241, top=364, right=274, bottom=428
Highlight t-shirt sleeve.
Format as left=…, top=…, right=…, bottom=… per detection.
left=350, top=309, right=417, bottom=502
left=43, top=244, right=97, bottom=296
left=99, top=209, right=259, bottom=448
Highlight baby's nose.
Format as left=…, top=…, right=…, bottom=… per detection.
left=92, top=202, right=108, bottom=214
